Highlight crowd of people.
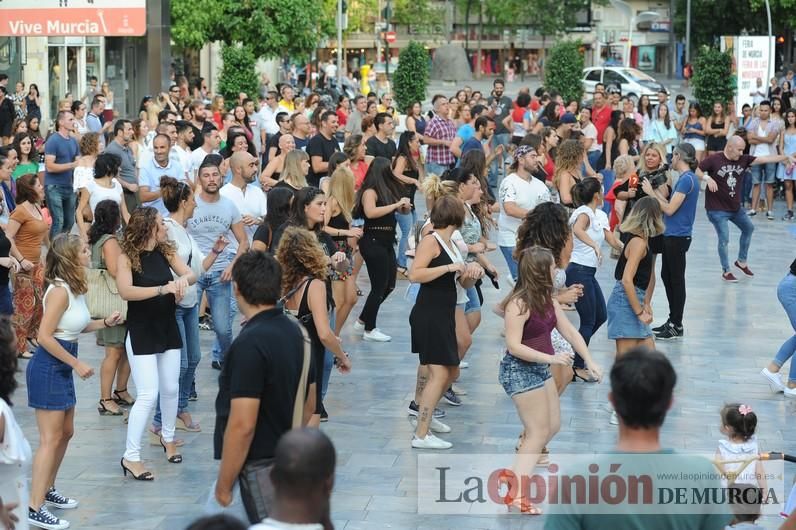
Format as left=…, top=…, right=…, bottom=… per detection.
left=0, top=70, right=795, bottom=530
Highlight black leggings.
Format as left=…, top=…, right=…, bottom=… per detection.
left=358, top=235, right=396, bottom=331
left=661, top=236, right=691, bottom=327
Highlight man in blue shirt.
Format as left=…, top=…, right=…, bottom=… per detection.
left=641, top=143, right=700, bottom=340
left=43, top=110, right=80, bottom=237
left=139, top=134, right=185, bottom=215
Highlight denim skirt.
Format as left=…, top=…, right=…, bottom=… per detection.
left=498, top=353, right=551, bottom=397
left=606, top=282, right=653, bottom=340
left=27, top=338, right=79, bottom=410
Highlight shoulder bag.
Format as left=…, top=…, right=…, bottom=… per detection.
left=86, top=235, right=127, bottom=320
left=237, top=318, right=312, bottom=524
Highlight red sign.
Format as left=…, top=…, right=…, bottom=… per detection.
left=385, top=31, right=397, bottom=44
left=0, top=0, right=147, bottom=36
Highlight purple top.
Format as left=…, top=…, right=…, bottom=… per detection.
left=521, top=302, right=556, bottom=355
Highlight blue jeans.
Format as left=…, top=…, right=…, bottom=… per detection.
left=587, top=149, right=602, bottom=170
left=396, top=209, right=416, bottom=269
left=196, top=271, right=234, bottom=364
left=425, top=162, right=450, bottom=178
left=742, top=169, right=753, bottom=205
left=211, top=295, right=238, bottom=363
left=706, top=209, right=754, bottom=273
left=774, top=273, right=796, bottom=384
left=153, top=303, right=201, bottom=427
left=489, top=133, right=511, bottom=197
left=599, top=169, right=615, bottom=216
left=500, top=245, right=518, bottom=281
left=322, top=309, right=335, bottom=400
left=45, top=184, right=76, bottom=238
left=565, top=263, right=606, bottom=369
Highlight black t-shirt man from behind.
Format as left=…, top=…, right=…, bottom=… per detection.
left=213, top=251, right=316, bottom=508
left=306, top=110, right=341, bottom=187
left=365, top=112, right=397, bottom=161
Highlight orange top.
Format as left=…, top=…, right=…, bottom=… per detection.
left=9, top=205, right=48, bottom=263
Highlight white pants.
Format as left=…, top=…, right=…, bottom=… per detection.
left=123, top=335, right=180, bottom=462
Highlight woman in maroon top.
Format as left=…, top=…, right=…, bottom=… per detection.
left=499, top=246, right=601, bottom=514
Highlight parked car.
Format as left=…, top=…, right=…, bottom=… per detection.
left=582, top=67, right=666, bottom=104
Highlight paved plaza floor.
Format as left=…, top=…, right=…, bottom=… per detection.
left=11, top=195, right=796, bottom=529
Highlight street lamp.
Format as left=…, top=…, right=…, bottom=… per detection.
left=610, top=0, right=660, bottom=67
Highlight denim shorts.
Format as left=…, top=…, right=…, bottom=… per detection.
left=606, top=282, right=652, bottom=340
left=464, top=285, right=481, bottom=314
left=27, top=338, right=79, bottom=410
left=498, top=353, right=551, bottom=397
left=751, top=162, right=777, bottom=185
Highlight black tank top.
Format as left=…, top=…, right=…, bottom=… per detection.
left=614, top=233, right=653, bottom=289
left=127, top=250, right=182, bottom=355
left=327, top=211, right=349, bottom=243
left=363, top=196, right=396, bottom=243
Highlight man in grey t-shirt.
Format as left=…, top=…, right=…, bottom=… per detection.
left=187, top=161, right=249, bottom=368
left=103, top=119, right=139, bottom=212
left=344, top=95, right=367, bottom=137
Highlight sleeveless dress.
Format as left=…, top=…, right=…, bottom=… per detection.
left=409, top=234, right=460, bottom=366
left=288, top=278, right=325, bottom=414
left=499, top=302, right=556, bottom=396
left=706, top=118, right=727, bottom=151
left=91, top=233, right=127, bottom=347
left=126, top=250, right=181, bottom=355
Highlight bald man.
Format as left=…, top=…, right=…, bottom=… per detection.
left=249, top=429, right=336, bottom=530
left=698, top=134, right=794, bottom=282
left=220, top=151, right=267, bottom=243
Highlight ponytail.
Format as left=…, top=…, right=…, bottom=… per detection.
left=572, top=177, right=602, bottom=208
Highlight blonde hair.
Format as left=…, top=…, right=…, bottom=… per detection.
left=327, top=167, right=355, bottom=223
left=421, top=173, right=458, bottom=208
left=639, top=142, right=667, bottom=173
left=613, top=155, right=635, bottom=179
left=282, top=150, right=309, bottom=189
left=552, top=139, right=585, bottom=189
left=46, top=234, right=88, bottom=295
left=619, top=196, right=665, bottom=240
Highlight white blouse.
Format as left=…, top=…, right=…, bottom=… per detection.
left=44, top=280, right=91, bottom=342
left=83, top=178, right=124, bottom=214
left=73, top=165, right=94, bottom=193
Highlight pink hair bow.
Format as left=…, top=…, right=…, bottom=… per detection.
left=738, top=404, right=752, bottom=416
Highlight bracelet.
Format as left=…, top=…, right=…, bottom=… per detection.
left=157, top=285, right=163, bottom=296
left=636, top=309, right=644, bottom=316
left=103, top=317, right=109, bottom=327
left=211, top=248, right=222, bottom=255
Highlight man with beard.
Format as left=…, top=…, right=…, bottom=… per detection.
left=188, top=99, right=213, bottom=150
left=104, top=118, right=140, bottom=212
left=307, top=110, right=341, bottom=187
left=221, top=151, right=267, bottom=243
left=188, top=160, right=249, bottom=369
left=139, top=133, right=186, bottom=215
left=174, top=120, right=196, bottom=182
left=487, top=79, right=512, bottom=191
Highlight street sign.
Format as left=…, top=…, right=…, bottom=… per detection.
left=0, top=0, right=147, bottom=36
left=385, top=31, right=396, bottom=44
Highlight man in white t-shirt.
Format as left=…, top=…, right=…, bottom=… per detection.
left=220, top=151, right=267, bottom=243
left=498, top=144, right=551, bottom=283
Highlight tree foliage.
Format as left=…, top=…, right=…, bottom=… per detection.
left=217, top=44, right=260, bottom=104
left=545, top=41, right=585, bottom=103
left=691, top=46, right=735, bottom=110
left=393, top=42, right=430, bottom=113
left=456, top=0, right=595, bottom=37
left=171, top=0, right=328, bottom=60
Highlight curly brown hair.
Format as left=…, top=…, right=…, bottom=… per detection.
left=553, top=139, right=585, bottom=189
left=275, top=226, right=328, bottom=296
left=514, top=202, right=571, bottom=267
left=120, top=206, right=175, bottom=272
left=46, top=234, right=88, bottom=295
left=79, top=132, right=100, bottom=157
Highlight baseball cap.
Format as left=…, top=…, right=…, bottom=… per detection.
left=560, top=112, right=577, bottom=124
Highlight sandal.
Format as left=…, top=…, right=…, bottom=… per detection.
left=508, top=498, right=543, bottom=515
left=120, top=458, right=154, bottom=481
left=176, top=415, right=201, bottom=432
left=17, top=351, right=33, bottom=359
left=572, top=368, right=599, bottom=383
left=396, top=266, right=409, bottom=279
left=98, top=398, right=123, bottom=416
left=160, top=438, right=183, bottom=464
left=113, top=388, right=136, bottom=406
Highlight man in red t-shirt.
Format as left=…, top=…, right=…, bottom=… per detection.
left=698, top=135, right=792, bottom=282
left=590, top=91, right=611, bottom=146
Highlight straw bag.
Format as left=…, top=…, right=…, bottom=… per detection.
left=85, top=268, right=127, bottom=320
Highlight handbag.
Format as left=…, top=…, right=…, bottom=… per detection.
left=237, top=320, right=312, bottom=524
left=85, top=267, right=127, bottom=321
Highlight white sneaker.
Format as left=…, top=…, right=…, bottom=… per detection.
left=760, top=368, right=785, bottom=393
left=505, top=273, right=516, bottom=288
left=609, top=410, right=619, bottom=425
left=785, top=387, right=796, bottom=399
left=353, top=320, right=365, bottom=332
left=459, top=361, right=469, bottom=369
left=409, top=416, right=452, bottom=433
left=363, top=328, right=391, bottom=342
left=411, top=433, right=453, bottom=449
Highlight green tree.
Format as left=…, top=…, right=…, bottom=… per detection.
left=393, top=42, right=430, bottom=112
left=171, top=0, right=328, bottom=60
left=691, top=46, right=735, bottom=110
left=544, top=41, right=585, bottom=103
left=217, top=44, right=260, bottom=103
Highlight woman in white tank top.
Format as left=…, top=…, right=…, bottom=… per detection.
left=76, top=152, right=131, bottom=240
left=25, top=234, right=123, bottom=530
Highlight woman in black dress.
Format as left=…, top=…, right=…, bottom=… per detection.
left=409, top=195, right=483, bottom=450
left=116, top=207, right=196, bottom=480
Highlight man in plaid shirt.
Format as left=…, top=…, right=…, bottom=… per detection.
left=424, top=94, right=456, bottom=176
